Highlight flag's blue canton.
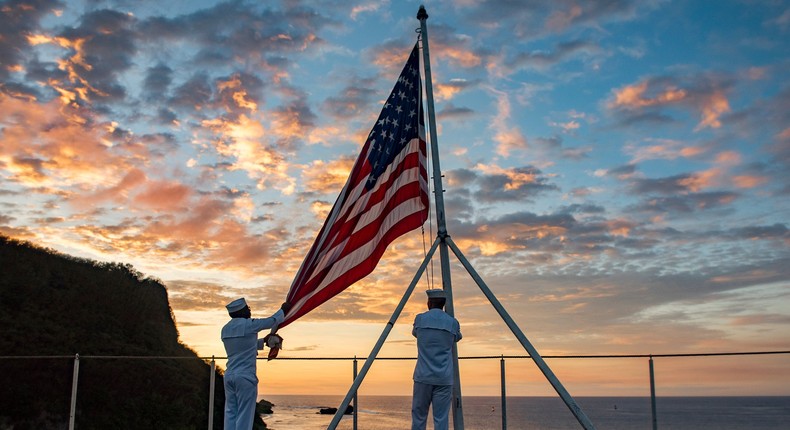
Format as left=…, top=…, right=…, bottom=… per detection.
left=365, top=46, right=423, bottom=190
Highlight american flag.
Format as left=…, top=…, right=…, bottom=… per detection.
left=280, top=43, right=429, bottom=327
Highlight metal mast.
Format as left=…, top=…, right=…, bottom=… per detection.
left=328, top=6, right=596, bottom=430
left=417, top=5, right=465, bottom=429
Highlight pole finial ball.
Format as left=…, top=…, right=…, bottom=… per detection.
left=417, top=5, right=429, bottom=20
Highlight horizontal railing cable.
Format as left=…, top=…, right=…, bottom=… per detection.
left=2, top=350, right=789, bottom=361
left=4, top=349, right=788, bottom=430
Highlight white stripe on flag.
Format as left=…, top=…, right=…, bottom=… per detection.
left=353, top=164, right=424, bottom=234
left=311, top=195, right=427, bottom=294
left=341, top=137, right=421, bottom=222
left=305, top=162, right=424, bottom=286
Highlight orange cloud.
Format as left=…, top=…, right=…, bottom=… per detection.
left=132, top=180, right=192, bottom=210
left=626, top=138, right=707, bottom=163
left=307, top=125, right=352, bottom=146
left=143, top=197, right=234, bottom=240
left=2, top=84, right=36, bottom=101
left=350, top=2, right=385, bottom=20
left=0, top=95, right=132, bottom=188
left=371, top=40, right=479, bottom=80
left=26, top=33, right=55, bottom=45
left=456, top=220, right=569, bottom=257
left=710, top=151, right=766, bottom=189
left=270, top=108, right=310, bottom=143
left=694, top=90, right=731, bottom=131
left=714, top=150, right=741, bottom=165
left=201, top=114, right=295, bottom=194
left=529, top=287, right=615, bottom=303
left=231, top=194, right=256, bottom=223
left=434, top=82, right=463, bottom=102
left=454, top=237, right=523, bottom=256
left=41, top=35, right=110, bottom=104
left=610, top=79, right=732, bottom=132
left=301, top=157, right=355, bottom=194
left=216, top=75, right=258, bottom=112
left=310, top=200, right=332, bottom=220
left=732, top=175, right=767, bottom=189
left=370, top=45, right=410, bottom=76
left=680, top=146, right=706, bottom=158
left=435, top=44, right=481, bottom=68
left=70, top=168, right=147, bottom=207
left=475, top=163, right=541, bottom=190
left=678, top=168, right=723, bottom=192
left=610, top=81, right=687, bottom=109
left=494, top=128, right=528, bottom=157
left=66, top=199, right=280, bottom=275
left=489, top=88, right=528, bottom=157
left=606, top=219, right=635, bottom=237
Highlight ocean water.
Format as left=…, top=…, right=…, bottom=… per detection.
left=261, top=395, right=790, bottom=429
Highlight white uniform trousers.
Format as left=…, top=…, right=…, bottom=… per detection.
left=224, top=373, right=258, bottom=430
left=411, top=381, right=452, bottom=430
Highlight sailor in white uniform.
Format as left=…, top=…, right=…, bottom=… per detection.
left=411, top=289, right=462, bottom=430
left=221, top=298, right=291, bottom=430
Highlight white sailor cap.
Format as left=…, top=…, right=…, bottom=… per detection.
left=226, top=298, right=248, bottom=312
left=426, top=289, right=446, bottom=299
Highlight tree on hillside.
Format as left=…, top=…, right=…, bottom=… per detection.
left=0, top=235, right=226, bottom=429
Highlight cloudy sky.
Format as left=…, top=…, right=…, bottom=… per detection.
left=2, top=0, right=789, bottom=397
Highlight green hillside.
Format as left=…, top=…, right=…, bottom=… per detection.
left=0, top=235, right=227, bottom=429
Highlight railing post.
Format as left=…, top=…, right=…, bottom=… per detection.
left=69, top=353, right=80, bottom=430
left=353, top=356, right=358, bottom=430
left=500, top=355, right=507, bottom=430
left=208, top=356, right=216, bottom=430
left=649, top=356, right=657, bottom=430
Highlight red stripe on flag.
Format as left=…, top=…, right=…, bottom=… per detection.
left=285, top=200, right=428, bottom=325
left=320, top=150, right=424, bottom=255
left=298, top=141, right=425, bottom=287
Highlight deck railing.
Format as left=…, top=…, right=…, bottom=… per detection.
left=2, top=350, right=789, bottom=430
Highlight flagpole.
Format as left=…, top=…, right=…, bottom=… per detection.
left=327, top=237, right=441, bottom=430
left=417, top=5, right=465, bottom=429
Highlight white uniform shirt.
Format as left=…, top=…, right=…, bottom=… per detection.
left=412, top=308, right=462, bottom=386
left=221, top=309, right=284, bottom=381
